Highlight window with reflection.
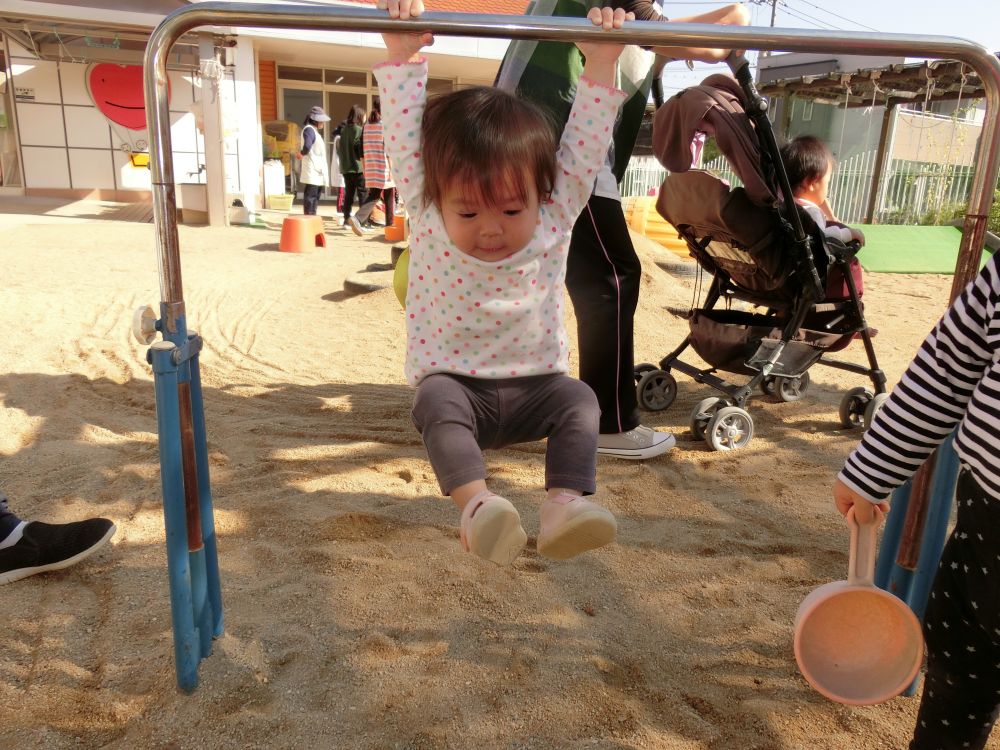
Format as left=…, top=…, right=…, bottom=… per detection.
left=324, top=69, right=367, bottom=87
left=277, top=65, right=323, bottom=82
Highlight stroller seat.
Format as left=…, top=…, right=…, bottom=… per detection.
left=634, top=57, right=886, bottom=451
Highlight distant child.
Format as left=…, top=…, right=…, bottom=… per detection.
left=833, top=252, right=1000, bottom=749
left=780, top=135, right=865, bottom=247
left=376, top=0, right=632, bottom=565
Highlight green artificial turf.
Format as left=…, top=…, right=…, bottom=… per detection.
left=854, top=224, right=991, bottom=274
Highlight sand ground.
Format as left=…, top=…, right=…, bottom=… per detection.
left=0, top=196, right=994, bottom=750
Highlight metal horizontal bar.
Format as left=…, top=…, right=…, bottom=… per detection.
left=154, top=3, right=989, bottom=57
left=144, top=3, right=1000, bottom=309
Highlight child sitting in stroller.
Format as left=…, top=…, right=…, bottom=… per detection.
left=780, top=136, right=865, bottom=248
left=781, top=135, right=875, bottom=333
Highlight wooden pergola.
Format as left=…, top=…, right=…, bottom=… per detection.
left=758, top=58, right=989, bottom=223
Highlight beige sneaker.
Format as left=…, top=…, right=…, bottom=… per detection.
left=459, top=493, right=527, bottom=566
left=596, top=425, right=675, bottom=460
left=536, top=493, right=617, bottom=561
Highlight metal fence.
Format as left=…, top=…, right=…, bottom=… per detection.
left=619, top=155, right=669, bottom=199
left=621, top=106, right=981, bottom=225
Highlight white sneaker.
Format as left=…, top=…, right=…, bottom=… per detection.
left=596, top=425, right=675, bottom=460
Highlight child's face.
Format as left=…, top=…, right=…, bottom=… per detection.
left=439, top=178, right=540, bottom=262
left=804, top=160, right=833, bottom=205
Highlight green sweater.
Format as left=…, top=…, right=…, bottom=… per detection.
left=495, top=0, right=664, bottom=184
left=337, top=123, right=363, bottom=175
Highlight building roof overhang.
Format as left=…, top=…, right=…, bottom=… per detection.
left=758, top=57, right=996, bottom=108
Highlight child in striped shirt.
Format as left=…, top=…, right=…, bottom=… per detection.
left=834, top=252, right=1000, bottom=749
left=377, top=0, right=631, bottom=565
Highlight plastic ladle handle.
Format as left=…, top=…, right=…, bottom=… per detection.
left=846, top=505, right=884, bottom=586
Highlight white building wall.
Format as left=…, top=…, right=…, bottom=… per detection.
left=228, top=37, right=262, bottom=213
left=2, top=3, right=510, bottom=210
left=5, top=34, right=210, bottom=197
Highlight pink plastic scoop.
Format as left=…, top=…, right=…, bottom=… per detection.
left=794, top=507, right=924, bottom=705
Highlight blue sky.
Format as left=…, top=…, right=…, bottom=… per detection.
left=660, top=0, right=1000, bottom=95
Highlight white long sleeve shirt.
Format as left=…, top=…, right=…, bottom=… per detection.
left=374, top=59, right=625, bottom=386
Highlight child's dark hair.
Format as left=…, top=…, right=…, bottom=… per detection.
left=346, top=104, right=365, bottom=126
left=421, top=86, right=558, bottom=210
left=780, top=135, right=833, bottom=193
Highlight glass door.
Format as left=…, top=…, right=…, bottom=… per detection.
left=281, top=88, right=323, bottom=132
left=326, top=90, right=369, bottom=133
left=280, top=87, right=322, bottom=193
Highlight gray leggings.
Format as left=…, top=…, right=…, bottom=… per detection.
left=411, top=373, right=600, bottom=496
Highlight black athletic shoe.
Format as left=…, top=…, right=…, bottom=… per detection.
left=0, top=518, right=116, bottom=584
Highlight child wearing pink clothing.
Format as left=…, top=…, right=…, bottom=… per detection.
left=377, top=0, right=632, bottom=566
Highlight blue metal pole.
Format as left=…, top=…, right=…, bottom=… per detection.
left=875, top=432, right=959, bottom=697
left=188, top=335, right=224, bottom=639
left=906, top=434, right=958, bottom=622
left=875, top=478, right=911, bottom=590
left=175, top=356, right=211, bottom=664
left=150, top=340, right=200, bottom=693
left=189, top=546, right=212, bottom=658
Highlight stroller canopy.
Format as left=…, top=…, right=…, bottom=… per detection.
left=652, top=73, right=776, bottom=208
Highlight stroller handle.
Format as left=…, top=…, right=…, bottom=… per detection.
left=726, top=51, right=826, bottom=301
left=725, top=52, right=752, bottom=81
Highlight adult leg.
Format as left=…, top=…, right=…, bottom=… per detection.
left=342, top=173, right=360, bottom=223
left=0, top=490, right=116, bottom=585
left=302, top=183, right=321, bottom=215
left=0, top=490, right=24, bottom=543
left=566, top=195, right=675, bottom=458
left=355, top=187, right=381, bottom=226
left=566, top=195, right=642, bottom=434
left=384, top=188, right=396, bottom=226
left=910, top=469, right=1000, bottom=750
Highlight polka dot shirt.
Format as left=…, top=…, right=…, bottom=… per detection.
left=374, top=59, right=625, bottom=386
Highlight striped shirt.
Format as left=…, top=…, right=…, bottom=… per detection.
left=839, top=253, right=1000, bottom=502
left=362, top=121, right=393, bottom=190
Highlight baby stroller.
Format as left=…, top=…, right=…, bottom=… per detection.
left=634, top=56, right=886, bottom=451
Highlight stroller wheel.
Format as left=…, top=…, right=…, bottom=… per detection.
left=863, top=392, right=889, bottom=430
left=706, top=406, right=754, bottom=451
left=760, top=375, right=778, bottom=397
left=637, top=369, right=677, bottom=411
left=690, top=397, right=725, bottom=441
left=838, top=387, right=874, bottom=429
left=776, top=372, right=810, bottom=403
left=634, top=363, right=658, bottom=382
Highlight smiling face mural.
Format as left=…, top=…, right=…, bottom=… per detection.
left=86, top=63, right=168, bottom=131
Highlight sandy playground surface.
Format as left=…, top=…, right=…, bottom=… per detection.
left=0, top=196, right=995, bottom=750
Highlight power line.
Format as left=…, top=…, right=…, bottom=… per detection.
left=785, top=0, right=880, bottom=32
left=778, top=2, right=841, bottom=30
left=752, top=0, right=875, bottom=34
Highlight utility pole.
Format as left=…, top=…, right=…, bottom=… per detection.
left=761, top=0, right=778, bottom=58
